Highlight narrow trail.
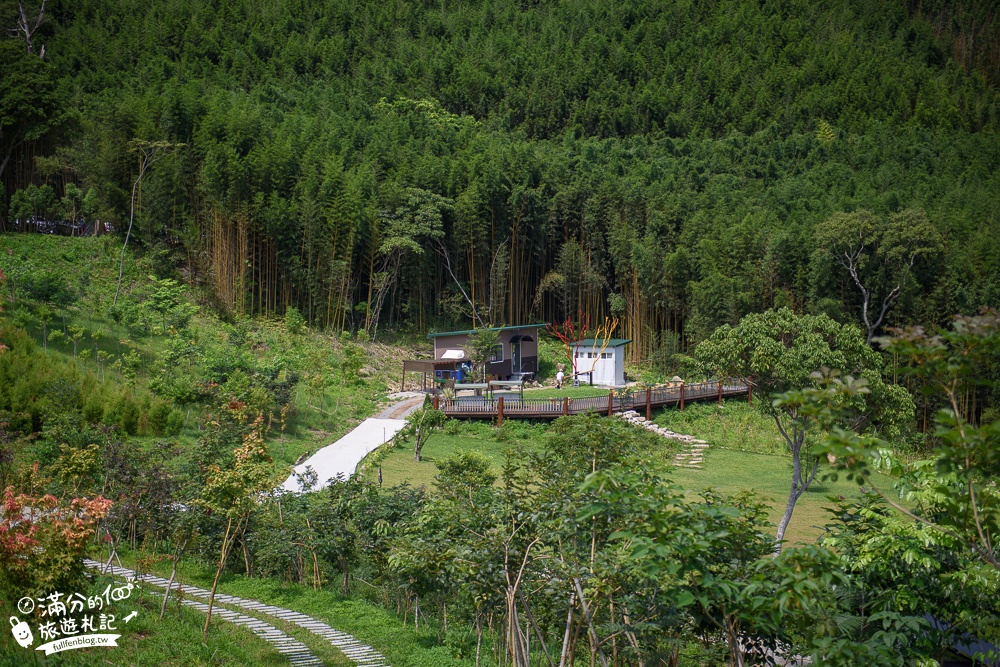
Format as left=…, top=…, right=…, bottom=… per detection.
left=615, top=410, right=709, bottom=469
left=86, top=560, right=390, bottom=667
left=376, top=394, right=426, bottom=419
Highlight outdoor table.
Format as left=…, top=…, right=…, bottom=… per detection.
left=489, top=380, right=525, bottom=401
left=454, top=382, right=490, bottom=397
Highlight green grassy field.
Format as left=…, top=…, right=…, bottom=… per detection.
left=362, top=421, right=549, bottom=489
left=654, top=401, right=789, bottom=456
left=370, top=402, right=895, bottom=546
left=666, top=447, right=891, bottom=545
left=521, top=385, right=618, bottom=399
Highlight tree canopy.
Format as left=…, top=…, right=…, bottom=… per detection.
left=695, top=308, right=914, bottom=551
left=0, top=0, right=998, bottom=352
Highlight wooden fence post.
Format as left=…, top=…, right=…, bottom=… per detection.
left=679, top=382, right=685, bottom=411
left=497, top=396, right=504, bottom=427
left=718, top=379, right=723, bottom=405
left=433, top=394, right=439, bottom=410
left=608, top=389, right=614, bottom=417
left=747, top=377, right=752, bottom=405
left=646, top=387, right=651, bottom=421
left=563, top=397, right=569, bottom=416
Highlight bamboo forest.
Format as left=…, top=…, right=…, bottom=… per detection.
left=0, top=0, right=998, bottom=665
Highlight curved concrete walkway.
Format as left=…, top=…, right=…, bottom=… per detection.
left=282, top=394, right=429, bottom=493
left=87, top=560, right=389, bottom=667
left=282, top=418, right=407, bottom=492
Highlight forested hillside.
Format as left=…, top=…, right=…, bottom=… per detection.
left=2, top=0, right=999, bottom=357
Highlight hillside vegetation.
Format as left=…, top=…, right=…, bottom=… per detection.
left=2, top=0, right=998, bottom=360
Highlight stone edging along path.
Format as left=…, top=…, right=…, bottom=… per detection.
left=85, top=560, right=390, bottom=667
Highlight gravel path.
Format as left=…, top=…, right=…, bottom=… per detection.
left=87, top=560, right=390, bottom=667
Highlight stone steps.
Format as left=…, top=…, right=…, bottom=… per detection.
left=85, top=560, right=391, bottom=667
left=615, top=410, right=708, bottom=470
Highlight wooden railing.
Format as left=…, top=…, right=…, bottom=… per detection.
left=437, top=379, right=750, bottom=421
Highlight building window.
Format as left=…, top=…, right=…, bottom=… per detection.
left=490, top=343, right=503, bottom=363
left=601, top=352, right=612, bottom=359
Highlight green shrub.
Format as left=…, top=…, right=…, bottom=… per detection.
left=165, top=408, right=184, bottom=435
left=104, top=393, right=140, bottom=435
left=284, top=306, right=305, bottom=334
left=148, top=400, right=173, bottom=435
left=82, top=398, right=105, bottom=424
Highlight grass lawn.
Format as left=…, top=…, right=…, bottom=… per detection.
left=362, top=422, right=548, bottom=489
left=370, top=406, right=897, bottom=547
left=665, top=446, right=891, bottom=545
left=522, top=385, right=617, bottom=399
left=654, top=401, right=787, bottom=455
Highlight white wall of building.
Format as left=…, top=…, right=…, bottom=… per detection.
left=573, top=345, right=625, bottom=386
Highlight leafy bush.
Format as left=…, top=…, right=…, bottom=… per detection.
left=104, top=393, right=140, bottom=435
left=165, top=408, right=185, bottom=435
left=0, top=490, right=112, bottom=601
left=284, top=306, right=306, bottom=334
left=148, top=400, right=173, bottom=435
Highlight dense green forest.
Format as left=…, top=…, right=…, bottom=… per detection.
left=2, top=0, right=998, bottom=359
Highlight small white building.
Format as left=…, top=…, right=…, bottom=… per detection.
left=572, top=338, right=631, bottom=386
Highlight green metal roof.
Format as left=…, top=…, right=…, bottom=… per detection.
left=427, top=323, right=549, bottom=338
left=572, top=338, right=632, bottom=347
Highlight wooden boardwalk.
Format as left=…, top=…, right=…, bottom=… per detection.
left=438, top=379, right=750, bottom=421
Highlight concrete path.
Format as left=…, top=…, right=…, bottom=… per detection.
left=86, top=560, right=389, bottom=667
left=282, top=418, right=407, bottom=492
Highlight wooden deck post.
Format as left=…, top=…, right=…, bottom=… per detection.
left=401, top=368, right=406, bottom=392
left=608, top=389, right=614, bottom=416
left=645, top=387, right=651, bottom=421
left=679, top=382, right=685, bottom=411
left=563, top=397, right=569, bottom=416
left=433, top=394, right=439, bottom=410
left=718, top=379, right=723, bottom=405
left=497, top=396, right=504, bottom=427
left=747, top=377, right=752, bottom=405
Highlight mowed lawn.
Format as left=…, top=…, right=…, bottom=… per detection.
left=367, top=413, right=890, bottom=546
left=665, top=447, right=889, bottom=545
left=365, top=429, right=545, bottom=489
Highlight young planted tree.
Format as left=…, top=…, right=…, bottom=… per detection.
left=403, top=394, right=446, bottom=462
left=61, top=182, right=83, bottom=230
left=467, top=327, right=501, bottom=382
left=546, top=313, right=591, bottom=379
left=198, top=417, right=277, bottom=638
left=695, top=308, right=912, bottom=554
left=814, top=209, right=943, bottom=344
left=579, top=316, right=620, bottom=379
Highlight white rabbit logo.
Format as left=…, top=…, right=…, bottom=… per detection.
left=10, top=616, right=33, bottom=648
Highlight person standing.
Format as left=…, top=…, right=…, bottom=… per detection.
left=556, top=365, right=565, bottom=389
